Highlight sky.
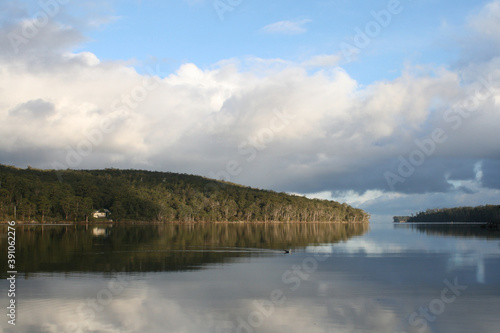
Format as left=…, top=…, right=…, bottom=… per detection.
left=0, top=0, right=499, bottom=221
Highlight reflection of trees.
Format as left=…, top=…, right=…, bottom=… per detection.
left=401, top=224, right=500, bottom=240
left=0, top=223, right=369, bottom=275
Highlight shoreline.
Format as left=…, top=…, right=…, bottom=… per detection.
left=393, top=221, right=495, bottom=224
left=0, top=220, right=370, bottom=225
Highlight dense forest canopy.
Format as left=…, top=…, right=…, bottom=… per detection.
left=393, top=205, right=500, bottom=223
left=0, top=165, right=369, bottom=223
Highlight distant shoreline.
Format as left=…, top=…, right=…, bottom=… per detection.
left=1, top=220, right=370, bottom=225
left=393, top=205, right=500, bottom=224
left=393, top=221, right=493, bottom=225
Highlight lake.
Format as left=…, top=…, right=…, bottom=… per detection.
left=1, top=222, right=500, bottom=333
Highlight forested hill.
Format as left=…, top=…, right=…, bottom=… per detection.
left=394, top=205, right=500, bottom=223
left=0, top=165, right=369, bottom=223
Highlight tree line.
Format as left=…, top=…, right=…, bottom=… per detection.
left=0, top=165, right=370, bottom=223
left=393, top=205, right=500, bottom=223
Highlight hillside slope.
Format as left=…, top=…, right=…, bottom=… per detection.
left=0, top=165, right=369, bottom=223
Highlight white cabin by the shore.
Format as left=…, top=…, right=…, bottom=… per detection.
left=92, top=209, right=111, bottom=219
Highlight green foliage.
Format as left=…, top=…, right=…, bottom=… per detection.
left=406, top=206, right=500, bottom=223
left=0, top=164, right=369, bottom=223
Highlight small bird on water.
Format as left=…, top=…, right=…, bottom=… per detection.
left=284, top=249, right=291, bottom=254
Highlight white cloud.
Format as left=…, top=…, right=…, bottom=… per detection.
left=468, top=0, right=500, bottom=40
left=302, top=53, right=342, bottom=68
left=261, top=19, right=311, bottom=35
left=447, top=0, right=500, bottom=64
left=87, top=15, right=122, bottom=28
left=1, top=47, right=499, bottom=196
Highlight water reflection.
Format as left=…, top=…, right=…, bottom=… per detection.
left=394, top=222, right=500, bottom=239
left=0, top=222, right=369, bottom=275
left=1, top=223, right=500, bottom=333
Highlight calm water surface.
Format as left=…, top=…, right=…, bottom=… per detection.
left=1, top=222, right=499, bottom=333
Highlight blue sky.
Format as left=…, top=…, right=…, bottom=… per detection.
left=0, top=0, right=499, bottom=221
left=80, top=0, right=478, bottom=83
